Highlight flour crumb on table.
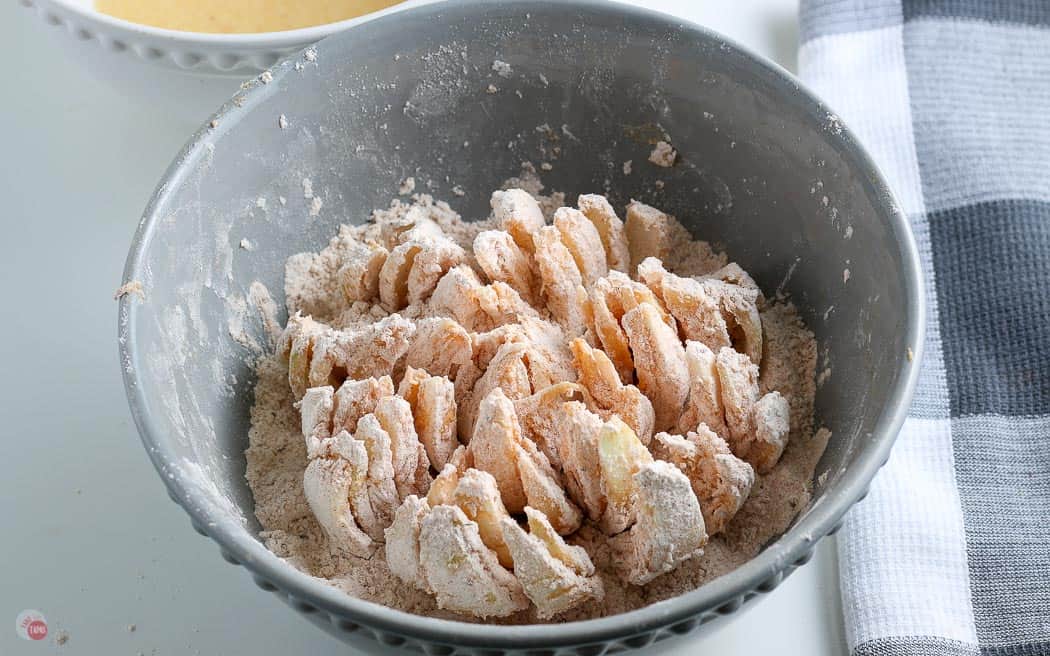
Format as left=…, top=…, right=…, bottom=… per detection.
left=398, top=177, right=416, bottom=195
left=246, top=182, right=823, bottom=624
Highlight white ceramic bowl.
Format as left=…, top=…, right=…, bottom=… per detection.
left=21, top=0, right=428, bottom=76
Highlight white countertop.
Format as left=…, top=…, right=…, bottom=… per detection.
left=0, top=1, right=847, bottom=653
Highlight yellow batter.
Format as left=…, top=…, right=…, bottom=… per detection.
left=95, top=0, right=403, bottom=33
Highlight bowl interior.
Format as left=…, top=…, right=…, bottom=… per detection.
left=121, top=0, right=918, bottom=645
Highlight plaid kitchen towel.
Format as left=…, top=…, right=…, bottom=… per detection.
left=798, top=2, right=1050, bottom=655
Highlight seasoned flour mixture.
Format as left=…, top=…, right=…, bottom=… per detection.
left=245, top=178, right=826, bottom=623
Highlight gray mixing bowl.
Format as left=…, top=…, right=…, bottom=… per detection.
left=118, top=1, right=924, bottom=653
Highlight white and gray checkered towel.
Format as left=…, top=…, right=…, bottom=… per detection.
left=798, top=2, right=1050, bottom=655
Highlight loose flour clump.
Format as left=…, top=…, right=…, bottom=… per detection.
left=648, top=140, right=677, bottom=168
left=246, top=184, right=823, bottom=623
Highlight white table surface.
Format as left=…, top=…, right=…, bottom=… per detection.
left=0, top=0, right=848, bottom=653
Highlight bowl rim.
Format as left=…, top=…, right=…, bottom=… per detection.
left=39, top=0, right=427, bottom=47
left=118, top=0, right=926, bottom=648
